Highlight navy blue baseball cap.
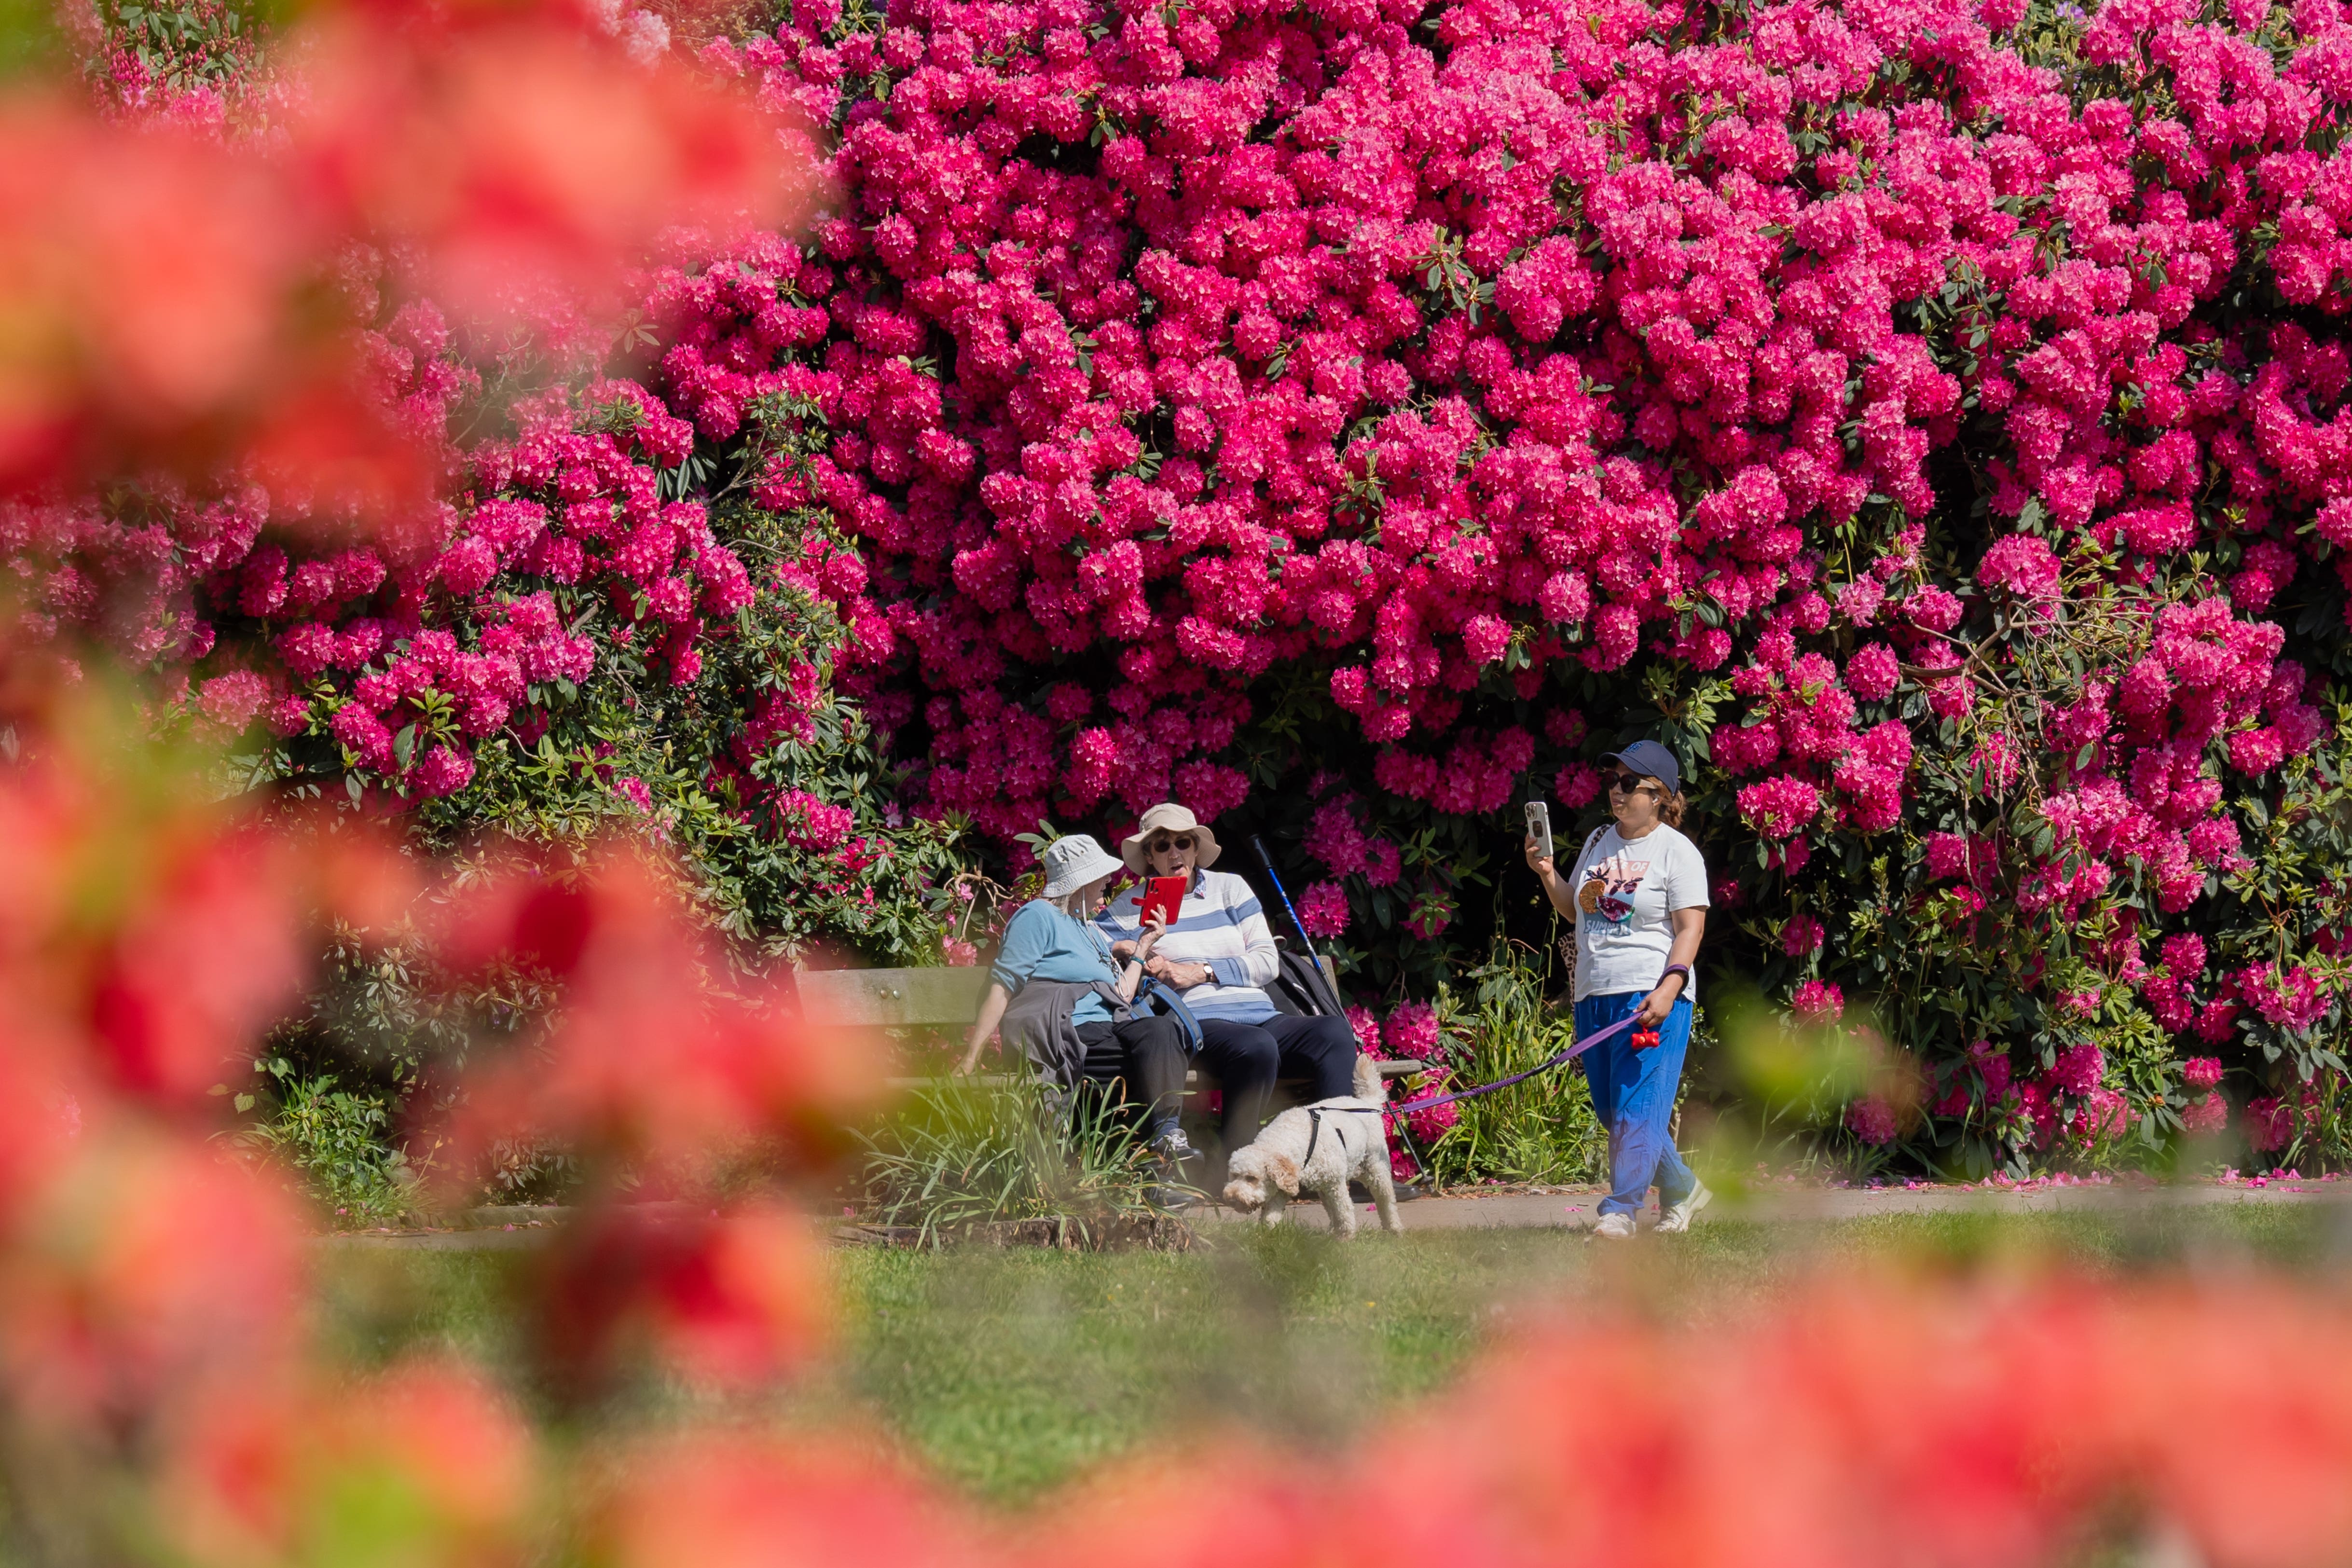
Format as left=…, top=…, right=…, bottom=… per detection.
left=1602, top=740, right=1682, bottom=796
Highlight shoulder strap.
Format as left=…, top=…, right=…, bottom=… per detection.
left=1139, top=978, right=1202, bottom=1048
left=1571, top=825, right=1607, bottom=878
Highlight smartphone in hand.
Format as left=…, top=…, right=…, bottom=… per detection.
left=1140, top=875, right=1189, bottom=927
left=1524, top=799, right=1554, bottom=862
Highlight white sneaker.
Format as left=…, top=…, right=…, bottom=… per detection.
left=1593, top=1211, right=1636, bottom=1239
left=1656, top=1183, right=1713, bottom=1234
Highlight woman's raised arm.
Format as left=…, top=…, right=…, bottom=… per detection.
left=1528, top=834, right=1576, bottom=918
left=1111, top=911, right=1168, bottom=1003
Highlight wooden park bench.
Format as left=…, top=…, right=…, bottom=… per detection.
left=792, top=962, right=1424, bottom=1094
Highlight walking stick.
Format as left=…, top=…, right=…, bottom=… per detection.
left=1252, top=835, right=1335, bottom=997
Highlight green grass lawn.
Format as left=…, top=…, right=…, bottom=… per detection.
left=316, top=1205, right=2352, bottom=1506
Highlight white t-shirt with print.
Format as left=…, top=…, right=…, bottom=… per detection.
left=1568, top=822, right=1709, bottom=1002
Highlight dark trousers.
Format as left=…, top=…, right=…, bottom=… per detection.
left=1196, top=1013, right=1360, bottom=1144
left=1074, top=1014, right=1190, bottom=1141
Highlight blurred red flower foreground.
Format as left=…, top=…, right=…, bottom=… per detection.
left=0, top=0, right=807, bottom=501
left=3, top=716, right=2352, bottom=1568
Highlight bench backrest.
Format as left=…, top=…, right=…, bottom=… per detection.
left=798, top=962, right=1423, bottom=1087
left=794, top=956, right=1344, bottom=1030
left=796, top=965, right=992, bottom=1028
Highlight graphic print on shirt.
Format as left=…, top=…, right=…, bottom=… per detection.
left=1578, top=853, right=1651, bottom=931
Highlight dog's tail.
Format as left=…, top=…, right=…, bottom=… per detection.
left=1353, top=1049, right=1386, bottom=1101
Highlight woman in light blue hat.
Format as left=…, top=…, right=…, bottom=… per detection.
left=955, top=836, right=1191, bottom=1182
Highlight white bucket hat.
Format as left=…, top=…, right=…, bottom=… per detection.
left=1038, top=834, right=1125, bottom=900
left=1120, top=802, right=1222, bottom=875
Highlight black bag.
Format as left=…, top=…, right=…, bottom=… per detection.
left=1265, top=944, right=1346, bottom=1019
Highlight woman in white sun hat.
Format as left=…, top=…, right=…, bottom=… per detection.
left=1095, top=803, right=1360, bottom=1159
left=955, top=835, right=1189, bottom=1190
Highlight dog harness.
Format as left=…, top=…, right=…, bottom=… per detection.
left=1301, top=1102, right=1383, bottom=1167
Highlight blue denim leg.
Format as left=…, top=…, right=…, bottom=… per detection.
left=1578, top=1002, right=1617, bottom=1146
left=1574, top=991, right=1696, bottom=1217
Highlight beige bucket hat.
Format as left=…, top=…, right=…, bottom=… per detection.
left=1120, top=802, right=1222, bottom=875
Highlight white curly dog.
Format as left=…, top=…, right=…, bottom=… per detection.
left=1222, top=1052, right=1403, bottom=1238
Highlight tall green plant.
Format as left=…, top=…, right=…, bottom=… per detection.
left=1422, top=941, right=1607, bottom=1187
left=234, top=1059, right=420, bottom=1223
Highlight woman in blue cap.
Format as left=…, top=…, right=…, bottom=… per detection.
left=1525, top=739, right=1711, bottom=1238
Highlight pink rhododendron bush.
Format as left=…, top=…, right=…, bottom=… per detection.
left=666, top=0, right=2352, bottom=1180
left=20, top=0, right=2352, bottom=1177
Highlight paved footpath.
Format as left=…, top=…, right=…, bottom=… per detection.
left=1189, top=1174, right=2352, bottom=1234
left=316, top=1176, right=2352, bottom=1248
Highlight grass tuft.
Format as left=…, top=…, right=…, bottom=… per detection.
left=853, top=1076, right=1172, bottom=1246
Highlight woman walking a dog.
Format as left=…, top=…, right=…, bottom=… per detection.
left=1526, top=741, right=1711, bottom=1238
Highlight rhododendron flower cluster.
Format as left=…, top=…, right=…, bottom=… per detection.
left=2247, top=1090, right=2305, bottom=1153
left=2049, top=1044, right=2106, bottom=1098
left=1297, top=880, right=1351, bottom=937
left=1390, top=1071, right=1463, bottom=1143
left=2180, top=1092, right=2231, bottom=1135
left=1782, top=913, right=1826, bottom=957
left=1847, top=1094, right=1899, bottom=1146
left=1375, top=1001, right=1444, bottom=1065
left=1791, top=980, right=1844, bottom=1025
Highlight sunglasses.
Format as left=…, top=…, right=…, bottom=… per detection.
left=1609, top=774, right=1655, bottom=796
left=1149, top=836, right=1196, bottom=852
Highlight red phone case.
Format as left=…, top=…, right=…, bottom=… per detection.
left=1141, top=876, right=1188, bottom=926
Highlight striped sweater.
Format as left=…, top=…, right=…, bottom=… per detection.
left=1094, top=867, right=1280, bottom=1023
